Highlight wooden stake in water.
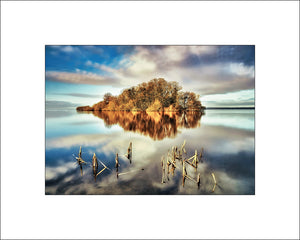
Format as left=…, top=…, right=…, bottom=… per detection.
left=161, top=156, right=165, bottom=183
left=92, top=153, right=98, bottom=181
left=212, top=172, right=216, bottom=184
left=178, top=140, right=186, bottom=165
left=115, top=153, right=119, bottom=178
left=173, top=146, right=176, bottom=163
left=182, top=160, right=187, bottom=187
left=183, top=168, right=201, bottom=188
left=211, top=172, right=217, bottom=192
left=79, top=146, right=82, bottom=158
left=181, top=140, right=186, bottom=154
left=99, top=159, right=111, bottom=171
left=127, top=142, right=132, bottom=164
left=167, top=158, right=171, bottom=175
left=73, top=146, right=87, bottom=176
left=96, top=159, right=110, bottom=178
left=171, top=164, right=175, bottom=176
left=184, top=149, right=199, bottom=170
left=170, top=153, right=177, bottom=176
left=193, top=150, right=198, bottom=170
left=96, top=166, right=107, bottom=177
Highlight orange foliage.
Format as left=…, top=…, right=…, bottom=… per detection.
left=78, top=78, right=204, bottom=112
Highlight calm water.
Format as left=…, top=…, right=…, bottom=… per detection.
left=45, top=109, right=255, bottom=195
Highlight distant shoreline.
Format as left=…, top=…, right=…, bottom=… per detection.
left=205, top=107, right=255, bottom=110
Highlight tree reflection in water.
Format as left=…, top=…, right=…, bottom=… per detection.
left=79, top=110, right=203, bottom=140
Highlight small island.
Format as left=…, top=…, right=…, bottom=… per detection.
left=77, top=78, right=205, bottom=113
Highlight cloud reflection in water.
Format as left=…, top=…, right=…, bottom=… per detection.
left=45, top=109, right=254, bottom=195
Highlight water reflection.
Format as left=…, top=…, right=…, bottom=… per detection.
left=80, top=110, right=203, bottom=140
left=45, top=109, right=255, bottom=195
left=62, top=142, right=228, bottom=194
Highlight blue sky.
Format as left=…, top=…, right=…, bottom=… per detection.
left=45, top=45, right=255, bottom=108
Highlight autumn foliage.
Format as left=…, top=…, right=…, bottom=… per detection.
left=78, top=78, right=204, bottom=112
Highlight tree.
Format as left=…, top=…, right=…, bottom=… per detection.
left=82, top=78, right=204, bottom=112
left=103, top=93, right=113, bottom=105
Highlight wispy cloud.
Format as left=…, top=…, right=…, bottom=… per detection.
left=59, top=46, right=76, bottom=53
left=46, top=71, right=120, bottom=86
left=50, top=45, right=79, bottom=52
left=81, top=46, right=254, bottom=96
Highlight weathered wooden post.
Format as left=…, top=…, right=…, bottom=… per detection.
left=181, top=140, right=186, bottom=154
left=171, top=162, right=175, bottom=176
left=161, top=156, right=165, bottom=183
left=127, top=142, right=132, bottom=164
left=193, top=150, right=198, bottom=170
left=74, top=146, right=86, bottom=176
left=79, top=146, right=82, bottom=158
left=115, top=153, right=119, bottom=178
left=212, top=172, right=216, bottom=184
left=182, top=160, right=187, bottom=187
left=96, top=159, right=110, bottom=178
left=171, top=151, right=177, bottom=176
left=173, top=146, right=176, bottom=163
left=211, top=172, right=217, bottom=192
left=92, top=153, right=98, bottom=181
left=167, top=158, right=171, bottom=175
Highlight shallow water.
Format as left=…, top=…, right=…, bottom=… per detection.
left=45, top=109, right=255, bottom=195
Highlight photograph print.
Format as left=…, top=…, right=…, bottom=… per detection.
left=45, top=45, right=255, bottom=195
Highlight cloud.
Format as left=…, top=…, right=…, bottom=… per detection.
left=125, top=45, right=218, bottom=73
left=46, top=71, right=120, bottom=86
left=60, top=46, right=76, bottom=53
left=47, top=45, right=81, bottom=54
left=83, top=46, right=218, bottom=82
left=46, top=161, right=77, bottom=181
left=180, top=45, right=255, bottom=67
left=82, top=46, right=254, bottom=96
left=47, top=45, right=255, bottom=97
left=160, top=62, right=254, bottom=95
left=81, top=45, right=104, bottom=55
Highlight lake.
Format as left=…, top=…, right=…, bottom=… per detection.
left=45, top=109, right=255, bottom=195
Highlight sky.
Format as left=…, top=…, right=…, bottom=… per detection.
left=45, top=45, right=255, bottom=108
